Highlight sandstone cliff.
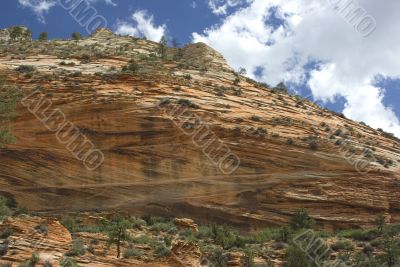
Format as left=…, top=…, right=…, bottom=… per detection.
left=0, top=27, right=399, bottom=230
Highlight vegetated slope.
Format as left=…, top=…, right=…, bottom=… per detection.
left=0, top=28, right=399, bottom=229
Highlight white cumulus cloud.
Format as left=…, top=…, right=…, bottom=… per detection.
left=115, top=10, right=166, bottom=42
left=194, top=0, right=400, bottom=136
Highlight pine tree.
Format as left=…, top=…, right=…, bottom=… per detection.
left=104, top=217, right=131, bottom=258
left=158, top=35, right=168, bottom=60
left=71, top=32, right=81, bottom=43
left=38, top=32, right=48, bottom=42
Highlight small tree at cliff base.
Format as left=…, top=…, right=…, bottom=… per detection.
left=104, top=217, right=131, bottom=258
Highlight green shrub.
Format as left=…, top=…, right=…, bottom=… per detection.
left=290, top=209, right=315, bottom=230
left=337, top=228, right=378, bottom=241
left=0, top=197, right=11, bottom=222
left=208, top=247, right=228, bottom=267
left=363, top=243, right=374, bottom=256
left=159, top=98, right=171, bottom=106
left=242, top=247, right=256, bottom=267
left=60, top=257, right=80, bottom=267
left=35, top=224, right=48, bottom=235
left=251, top=115, right=261, bottom=122
left=18, top=253, right=39, bottom=267
left=309, top=141, right=319, bottom=151
left=66, top=238, right=85, bottom=256
left=284, top=244, right=314, bottom=267
left=245, top=228, right=281, bottom=244
left=16, top=65, right=36, bottom=73
left=130, top=217, right=146, bottom=229
left=375, top=214, right=386, bottom=234
left=61, top=216, right=76, bottom=232
left=151, top=222, right=177, bottom=234
left=155, top=244, right=170, bottom=257
left=122, top=59, right=140, bottom=73
left=354, top=252, right=379, bottom=267
left=130, top=234, right=157, bottom=247
left=177, top=98, right=199, bottom=108
left=0, top=240, right=9, bottom=257
left=273, top=82, right=288, bottom=94
left=0, top=228, right=13, bottom=239
left=123, top=248, right=143, bottom=258
left=331, top=240, right=354, bottom=251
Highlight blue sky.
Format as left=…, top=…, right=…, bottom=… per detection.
left=2, top=0, right=400, bottom=137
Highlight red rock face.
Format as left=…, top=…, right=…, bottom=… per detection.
left=0, top=32, right=399, bottom=229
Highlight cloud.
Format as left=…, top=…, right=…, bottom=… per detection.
left=207, top=0, right=249, bottom=15
left=18, top=0, right=117, bottom=23
left=101, top=0, right=117, bottom=6
left=115, top=10, right=166, bottom=42
left=194, top=0, right=400, bottom=136
left=18, top=0, right=56, bottom=23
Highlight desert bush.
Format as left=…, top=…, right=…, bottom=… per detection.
left=209, top=224, right=244, bottom=249
left=159, top=98, right=171, bottom=106
left=155, top=244, right=170, bottom=257
left=16, top=65, right=36, bottom=73
left=337, top=228, right=378, bottom=241
left=151, top=222, right=177, bottom=234
left=273, top=81, right=288, bottom=94
left=38, top=32, right=48, bottom=42
left=354, top=252, right=379, bottom=267
left=123, top=248, right=143, bottom=258
left=130, top=234, right=157, bottom=247
left=363, top=243, right=374, bottom=256
left=254, top=127, right=267, bottom=137
left=208, top=247, right=228, bottom=267
left=251, top=115, right=261, bottom=122
left=18, top=253, right=39, bottom=267
left=65, top=238, right=85, bottom=256
left=375, top=214, right=386, bottom=234
left=130, top=217, right=147, bottom=229
left=0, top=197, right=11, bottom=222
left=309, top=141, right=319, bottom=151
left=122, top=59, right=140, bottom=73
left=59, top=257, right=79, bottom=267
left=290, top=209, right=315, bottom=230
left=0, top=228, right=13, bottom=239
left=61, top=216, right=77, bottom=232
left=242, top=247, right=256, bottom=267
left=35, top=224, right=48, bottom=235
left=177, top=98, right=199, bottom=108
left=0, top=240, right=9, bottom=257
left=331, top=240, right=354, bottom=251
left=284, top=244, right=314, bottom=267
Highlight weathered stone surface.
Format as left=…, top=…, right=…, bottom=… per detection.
left=0, top=28, right=399, bottom=231
left=0, top=26, right=32, bottom=42
left=174, top=218, right=199, bottom=232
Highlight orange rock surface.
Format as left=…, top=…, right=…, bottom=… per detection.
left=0, top=28, right=399, bottom=231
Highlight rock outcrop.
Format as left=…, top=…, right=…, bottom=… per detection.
left=0, top=27, right=399, bottom=230
left=0, top=26, right=32, bottom=42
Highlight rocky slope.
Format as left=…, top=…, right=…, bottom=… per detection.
left=0, top=27, right=399, bottom=231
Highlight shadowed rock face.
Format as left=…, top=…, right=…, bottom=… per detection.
left=0, top=28, right=399, bottom=230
